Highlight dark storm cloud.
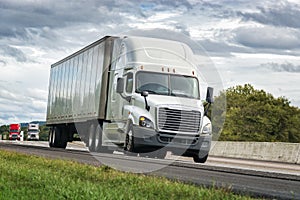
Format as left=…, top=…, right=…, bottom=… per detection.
left=0, top=45, right=28, bottom=62
left=0, top=1, right=136, bottom=39
left=260, top=62, right=300, bottom=73
left=144, top=0, right=193, bottom=11
left=0, top=0, right=196, bottom=50
left=238, top=3, right=300, bottom=28
left=0, top=0, right=193, bottom=36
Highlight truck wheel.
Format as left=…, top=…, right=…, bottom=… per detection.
left=193, top=154, right=208, bottom=163
left=48, top=128, right=54, bottom=147
left=124, top=123, right=137, bottom=154
left=52, top=127, right=60, bottom=147
left=94, top=124, right=113, bottom=153
left=52, top=126, right=67, bottom=149
left=59, top=127, right=68, bottom=149
left=53, top=127, right=60, bottom=147
left=88, top=123, right=96, bottom=152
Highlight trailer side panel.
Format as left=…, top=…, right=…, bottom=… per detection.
left=46, top=36, right=117, bottom=125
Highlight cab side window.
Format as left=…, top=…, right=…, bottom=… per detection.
left=125, top=73, right=133, bottom=93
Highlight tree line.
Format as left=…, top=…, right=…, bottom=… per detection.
left=211, top=84, right=300, bottom=143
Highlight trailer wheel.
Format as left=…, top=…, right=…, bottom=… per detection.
left=48, top=128, right=54, bottom=147
left=193, top=154, right=208, bottom=163
left=94, top=124, right=113, bottom=153
left=59, top=127, right=68, bottom=149
left=124, top=123, right=137, bottom=154
left=52, top=127, right=60, bottom=147
left=51, top=126, right=67, bottom=149
left=88, top=123, right=96, bottom=152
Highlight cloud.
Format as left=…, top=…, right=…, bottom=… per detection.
left=0, top=1, right=130, bottom=40
left=0, top=45, right=28, bottom=62
left=260, top=62, right=300, bottom=73
left=0, top=87, right=47, bottom=124
left=234, top=26, right=300, bottom=50
left=198, top=39, right=248, bottom=56
left=238, top=2, right=300, bottom=28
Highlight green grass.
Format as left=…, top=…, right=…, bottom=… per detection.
left=0, top=150, right=257, bottom=200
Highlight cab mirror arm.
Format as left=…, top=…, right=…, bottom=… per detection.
left=141, top=91, right=150, bottom=111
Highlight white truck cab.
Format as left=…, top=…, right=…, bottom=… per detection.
left=105, top=36, right=213, bottom=162
left=27, top=123, right=40, bottom=141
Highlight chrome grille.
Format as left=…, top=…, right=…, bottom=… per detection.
left=158, top=107, right=201, bottom=133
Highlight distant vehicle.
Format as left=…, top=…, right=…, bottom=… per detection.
left=9, top=124, right=21, bottom=140
left=46, top=36, right=213, bottom=163
left=27, top=123, right=39, bottom=141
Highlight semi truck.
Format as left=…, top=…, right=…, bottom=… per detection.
left=27, top=123, right=40, bottom=141
left=9, top=124, right=21, bottom=140
left=46, top=35, right=213, bottom=163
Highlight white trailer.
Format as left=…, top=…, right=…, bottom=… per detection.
left=27, top=123, right=40, bottom=141
left=46, top=36, right=213, bottom=163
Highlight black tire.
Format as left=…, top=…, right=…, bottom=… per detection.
left=193, top=154, right=208, bottom=163
left=59, top=127, right=68, bottom=149
left=124, top=123, right=137, bottom=155
left=88, top=123, right=96, bottom=152
left=53, top=127, right=60, bottom=147
left=52, top=126, right=67, bottom=149
left=48, top=128, right=54, bottom=147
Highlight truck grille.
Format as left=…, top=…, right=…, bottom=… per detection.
left=158, top=107, right=201, bottom=133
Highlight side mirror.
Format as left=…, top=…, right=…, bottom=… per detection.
left=116, top=78, right=124, bottom=93
left=141, top=91, right=149, bottom=97
left=141, top=91, right=150, bottom=111
left=206, top=87, right=214, bottom=104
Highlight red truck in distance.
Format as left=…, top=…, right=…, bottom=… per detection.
left=9, top=124, right=21, bottom=140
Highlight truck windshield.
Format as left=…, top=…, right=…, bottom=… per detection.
left=136, top=71, right=199, bottom=99
left=10, top=129, right=19, bottom=132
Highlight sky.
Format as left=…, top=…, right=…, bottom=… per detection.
left=0, top=0, right=300, bottom=125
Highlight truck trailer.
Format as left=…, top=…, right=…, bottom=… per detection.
left=27, top=123, right=40, bottom=141
left=46, top=35, right=213, bottom=163
left=9, top=124, right=21, bottom=140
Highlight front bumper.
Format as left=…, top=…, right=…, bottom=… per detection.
left=28, top=135, right=39, bottom=140
left=9, top=135, right=20, bottom=140
left=132, top=125, right=211, bottom=154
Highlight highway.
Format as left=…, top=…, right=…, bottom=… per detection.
left=0, top=141, right=299, bottom=199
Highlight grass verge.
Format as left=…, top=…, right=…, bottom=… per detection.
left=0, top=149, right=257, bottom=200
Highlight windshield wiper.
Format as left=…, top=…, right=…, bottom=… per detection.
left=145, top=90, right=158, bottom=94
left=136, top=89, right=158, bottom=94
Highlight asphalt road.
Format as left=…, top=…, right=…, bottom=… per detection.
left=0, top=141, right=299, bottom=199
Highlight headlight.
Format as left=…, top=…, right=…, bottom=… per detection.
left=139, top=116, right=154, bottom=128
left=202, top=123, right=212, bottom=135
